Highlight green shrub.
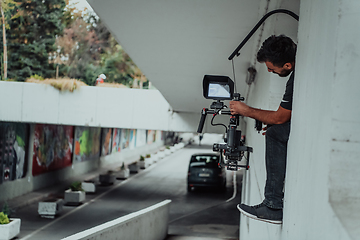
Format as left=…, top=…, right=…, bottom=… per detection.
left=30, top=74, right=44, bottom=80
left=120, top=162, right=126, bottom=170
left=70, top=181, right=84, bottom=192
left=2, top=202, right=14, bottom=218
left=0, top=212, right=10, bottom=224
left=139, top=155, right=145, bottom=161
left=145, top=154, right=151, bottom=158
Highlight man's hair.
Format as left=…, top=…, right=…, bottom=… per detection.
left=257, top=35, right=297, bottom=67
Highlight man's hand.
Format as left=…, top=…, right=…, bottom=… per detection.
left=229, top=101, right=250, bottom=116
left=229, top=101, right=291, bottom=125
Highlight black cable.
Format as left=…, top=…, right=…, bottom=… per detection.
left=211, top=109, right=228, bottom=132
left=228, top=9, right=299, bottom=60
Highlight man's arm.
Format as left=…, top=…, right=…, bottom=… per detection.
left=229, top=101, right=291, bottom=125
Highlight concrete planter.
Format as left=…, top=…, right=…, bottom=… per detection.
left=129, top=163, right=139, bottom=173
left=170, top=146, right=176, bottom=153
left=38, top=198, right=64, bottom=218
left=164, top=149, right=171, bottom=156
left=0, top=218, right=21, bottom=240
left=158, top=151, right=165, bottom=159
left=99, top=173, right=116, bottom=186
left=139, top=160, right=147, bottom=169
left=116, top=169, right=130, bottom=179
left=81, top=181, right=96, bottom=193
left=151, top=154, right=159, bottom=163
left=64, top=189, right=85, bottom=205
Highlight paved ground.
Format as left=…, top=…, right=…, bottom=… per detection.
left=5, top=144, right=242, bottom=240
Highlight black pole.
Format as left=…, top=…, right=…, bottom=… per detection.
left=228, top=9, right=299, bottom=61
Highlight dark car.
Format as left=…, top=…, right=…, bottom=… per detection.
left=187, top=153, right=226, bottom=191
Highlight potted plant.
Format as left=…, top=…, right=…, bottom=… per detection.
left=81, top=180, right=96, bottom=193
left=0, top=211, right=21, bottom=240
left=38, top=197, right=64, bottom=218
left=64, top=181, right=86, bottom=206
left=99, top=170, right=116, bottom=186
left=145, top=153, right=153, bottom=165
left=158, top=149, right=166, bottom=159
left=116, top=162, right=130, bottom=179
left=152, top=152, right=160, bottom=163
left=139, top=155, right=146, bottom=169
left=170, top=145, right=176, bottom=153
left=129, top=161, right=139, bottom=173
left=164, top=146, right=171, bottom=156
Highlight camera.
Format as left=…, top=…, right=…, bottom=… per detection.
left=197, top=75, right=252, bottom=171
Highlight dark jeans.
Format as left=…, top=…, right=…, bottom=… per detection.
left=262, top=122, right=291, bottom=209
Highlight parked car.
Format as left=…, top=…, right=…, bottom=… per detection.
left=187, top=153, right=226, bottom=192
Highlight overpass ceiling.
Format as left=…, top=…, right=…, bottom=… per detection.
left=87, top=0, right=291, bottom=113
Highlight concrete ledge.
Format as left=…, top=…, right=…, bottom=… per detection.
left=61, top=199, right=171, bottom=240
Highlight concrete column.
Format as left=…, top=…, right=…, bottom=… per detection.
left=284, top=0, right=360, bottom=239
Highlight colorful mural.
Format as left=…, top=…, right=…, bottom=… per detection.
left=147, top=130, right=156, bottom=144
left=0, top=122, right=29, bottom=183
left=136, top=129, right=146, bottom=147
left=129, top=129, right=136, bottom=149
left=121, top=129, right=130, bottom=149
left=112, top=128, right=121, bottom=153
left=32, top=124, right=73, bottom=176
left=156, top=130, right=163, bottom=141
left=74, top=127, right=101, bottom=162
left=101, top=128, right=112, bottom=156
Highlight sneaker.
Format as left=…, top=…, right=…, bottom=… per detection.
left=237, top=203, right=283, bottom=224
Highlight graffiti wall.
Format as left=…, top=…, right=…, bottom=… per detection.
left=32, top=124, right=73, bottom=176
left=74, top=127, right=101, bottom=162
left=112, top=128, right=121, bottom=153
left=101, top=128, right=112, bottom=156
left=121, top=129, right=130, bottom=150
left=156, top=130, right=163, bottom=141
left=129, top=129, right=136, bottom=149
left=147, top=130, right=156, bottom=144
left=136, top=129, right=146, bottom=147
left=0, top=122, right=29, bottom=184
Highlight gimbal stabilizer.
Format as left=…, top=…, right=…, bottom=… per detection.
left=197, top=76, right=252, bottom=171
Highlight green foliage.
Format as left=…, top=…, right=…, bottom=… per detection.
left=0, top=212, right=10, bottom=224
left=4, top=0, right=66, bottom=81
left=70, top=181, right=83, bottom=192
left=0, top=0, right=145, bottom=84
left=2, top=202, right=14, bottom=218
left=145, top=154, right=151, bottom=158
left=30, top=74, right=44, bottom=80
left=139, top=155, right=145, bottom=161
left=120, top=162, right=125, bottom=170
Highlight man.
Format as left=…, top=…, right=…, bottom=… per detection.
left=96, top=73, right=106, bottom=85
left=229, top=35, right=296, bottom=224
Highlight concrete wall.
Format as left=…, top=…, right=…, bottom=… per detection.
left=239, top=0, right=359, bottom=239
left=62, top=200, right=171, bottom=240
left=0, top=81, right=227, bottom=134
left=0, top=123, right=164, bottom=203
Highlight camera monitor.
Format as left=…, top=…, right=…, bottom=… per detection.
left=203, top=75, right=234, bottom=100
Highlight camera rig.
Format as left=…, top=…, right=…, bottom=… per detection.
left=197, top=75, right=253, bottom=171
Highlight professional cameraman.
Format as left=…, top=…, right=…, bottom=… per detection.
left=229, top=35, right=296, bottom=224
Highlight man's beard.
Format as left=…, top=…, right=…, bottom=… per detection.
left=277, top=68, right=292, bottom=77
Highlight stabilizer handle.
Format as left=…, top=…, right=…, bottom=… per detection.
left=197, top=108, right=208, bottom=133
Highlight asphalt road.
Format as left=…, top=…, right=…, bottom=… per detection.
left=14, top=144, right=242, bottom=240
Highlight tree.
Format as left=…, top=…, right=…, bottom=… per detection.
left=55, top=6, right=146, bottom=86
left=0, top=0, right=16, bottom=80
left=6, top=0, right=66, bottom=81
